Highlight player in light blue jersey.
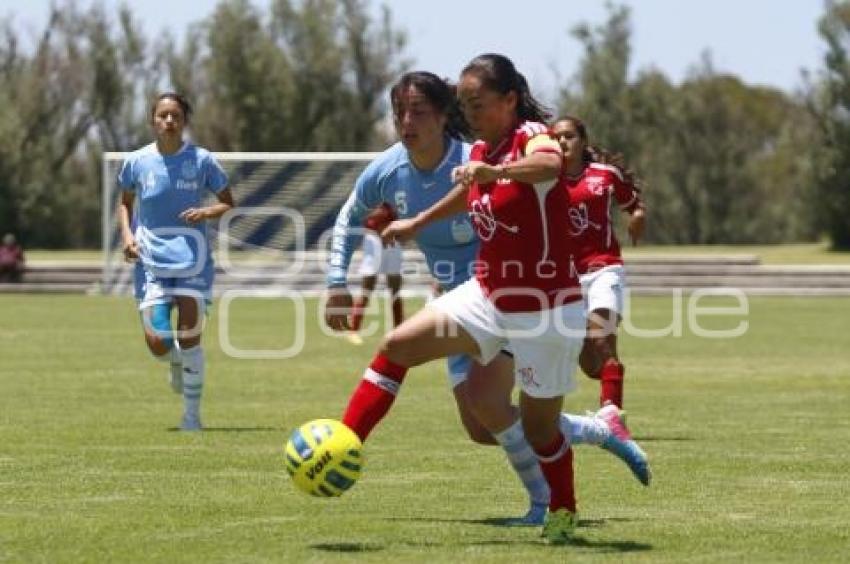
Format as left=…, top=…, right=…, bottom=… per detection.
left=117, top=92, right=234, bottom=431
left=324, top=71, right=551, bottom=525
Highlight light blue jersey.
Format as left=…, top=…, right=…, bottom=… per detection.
left=327, top=137, right=477, bottom=291
left=327, top=137, right=478, bottom=385
left=118, top=142, right=228, bottom=273
left=118, top=142, right=228, bottom=308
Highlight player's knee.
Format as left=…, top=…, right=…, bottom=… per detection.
left=145, top=334, right=172, bottom=357
left=579, top=341, right=600, bottom=379
left=143, top=303, right=174, bottom=355
left=457, top=405, right=497, bottom=445
left=378, top=329, right=417, bottom=367
left=580, top=351, right=601, bottom=380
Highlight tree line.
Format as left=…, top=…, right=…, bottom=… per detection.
left=0, top=0, right=847, bottom=249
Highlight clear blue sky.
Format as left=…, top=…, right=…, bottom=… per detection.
left=0, top=0, right=827, bottom=103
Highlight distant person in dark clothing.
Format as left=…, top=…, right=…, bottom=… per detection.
left=0, top=233, right=25, bottom=283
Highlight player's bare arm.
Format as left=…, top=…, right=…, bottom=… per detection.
left=117, top=191, right=139, bottom=262
left=179, top=188, right=235, bottom=225
left=628, top=205, right=646, bottom=246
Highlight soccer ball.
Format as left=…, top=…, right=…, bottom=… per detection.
left=284, top=419, right=363, bottom=497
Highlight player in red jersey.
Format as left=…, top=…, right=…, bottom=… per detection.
left=347, top=55, right=650, bottom=544
left=551, top=116, right=646, bottom=409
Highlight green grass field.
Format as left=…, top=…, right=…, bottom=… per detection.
left=23, top=241, right=850, bottom=265
left=1, top=295, right=849, bottom=562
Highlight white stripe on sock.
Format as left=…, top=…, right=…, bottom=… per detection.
left=494, top=419, right=550, bottom=506
left=181, top=345, right=204, bottom=413
left=364, top=368, right=400, bottom=395
left=535, top=433, right=571, bottom=464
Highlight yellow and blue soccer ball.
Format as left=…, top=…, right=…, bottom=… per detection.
left=284, top=419, right=363, bottom=497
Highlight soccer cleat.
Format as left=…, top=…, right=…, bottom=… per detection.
left=597, top=403, right=651, bottom=486
left=602, top=399, right=628, bottom=426
left=502, top=501, right=548, bottom=527
left=346, top=332, right=364, bottom=346
left=180, top=411, right=203, bottom=432
left=168, top=358, right=183, bottom=394
left=541, top=508, right=577, bottom=545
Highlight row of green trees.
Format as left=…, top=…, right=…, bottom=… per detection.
left=556, top=3, right=845, bottom=246
left=0, top=0, right=848, bottom=249
left=0, top=0, right=406, bottom=247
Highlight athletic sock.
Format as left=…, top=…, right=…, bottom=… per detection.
left=493, top=418, right=550, bottom=507
left=534, top=432, right=576, bottom=513
left=559, top=412, right=609, bottom=446
left=181, top=345, right=204, bottom=415
left=600, top=359, right=624, bottom=408
left=342, top=353, right=407, bottom=441
left=350, top=296, right=369, bottom=332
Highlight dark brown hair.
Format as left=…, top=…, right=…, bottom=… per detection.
left=555, top=115, right=640, bottom=189
left=390, top=71, right=471, bottom=141
left=461, top=53, right=551, bottom=124
left=151, top=92, right=193, bottom=123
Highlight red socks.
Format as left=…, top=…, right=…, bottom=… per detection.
left=342, top=353, right=408, bottom=441
left=600, top=359, right=624, bottom=408
left=534, top=433, right=576, bottom=512
left=350, top=296, right=369, bottom=332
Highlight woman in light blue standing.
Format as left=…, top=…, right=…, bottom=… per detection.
left=117, top=92, right=234, bottom=431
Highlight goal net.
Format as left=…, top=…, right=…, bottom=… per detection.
left=101, top=151, right=395, bottom=295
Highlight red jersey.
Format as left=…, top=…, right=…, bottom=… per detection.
left=467, top=121, right=581, bottom=312
left=562, top=162, right=641, bottom=274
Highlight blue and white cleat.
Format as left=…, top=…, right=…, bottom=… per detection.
left=597, top=403, right=651, bottom=486
left=180, top=410, right=203, bottom=432
left=502, top=501, right=547, bottom=527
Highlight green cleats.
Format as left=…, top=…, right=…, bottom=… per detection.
left=542, top=508, right=577, bottom=545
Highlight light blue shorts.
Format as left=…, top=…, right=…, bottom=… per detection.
left=446, top=354, right=472, bottom=388
left=134, top=260, right=215, bottom=310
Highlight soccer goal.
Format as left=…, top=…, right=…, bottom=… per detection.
left=100, top=152, right=380, bottom=295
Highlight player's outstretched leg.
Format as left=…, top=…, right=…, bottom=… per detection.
left=342, top=305, right=478, bottom=442
left=556, top=407, right=650, bottom=486
left=596, top=403, right=650, bottom=486
left=342, top=353, right=407, bottom=441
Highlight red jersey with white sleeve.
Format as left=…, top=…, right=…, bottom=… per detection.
left=467, top=121, right=581, bottom=313
left=562, top=162, right=642, bottom=274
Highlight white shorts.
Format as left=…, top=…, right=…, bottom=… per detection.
left=357, top=234, right=402, bottom=276
left=429, top=278, right=585, bottom=398
left=580, top=264, right=626, bottom=316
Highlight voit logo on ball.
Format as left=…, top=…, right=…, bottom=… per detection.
left=284, top=419, right=364, bottom=497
